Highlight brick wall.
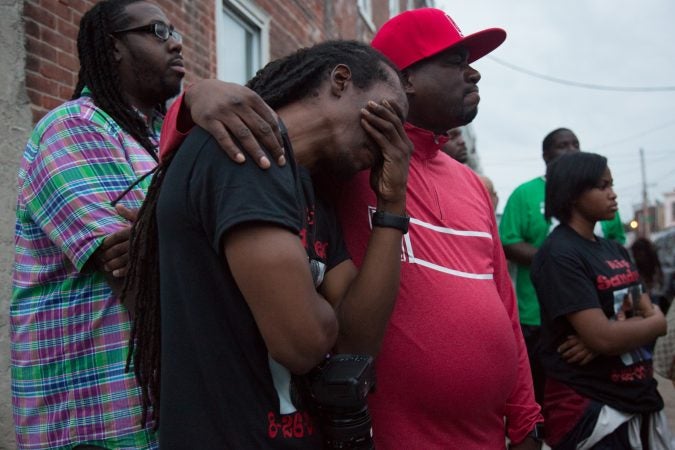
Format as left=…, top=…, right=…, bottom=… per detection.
left=23, top=0, right=217, bottom=123
left=253, top=0, right=377, bottom=59
left=22, top=0, right=422, bottom=124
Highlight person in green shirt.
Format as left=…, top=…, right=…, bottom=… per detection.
left=499, top=127, right=626, bottom=404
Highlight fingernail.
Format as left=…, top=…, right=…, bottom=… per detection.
left=112, top=269, right=121, bottom=278
left=368, top=101, right=377, bottom=108
left=278, top=155, right=286, bottom=166
left=235, top=153, right=245, bottom=163
left=259, top=156, right=271, bottom=169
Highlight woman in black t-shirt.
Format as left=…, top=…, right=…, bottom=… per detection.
left=531, top=152, right=672, bottom=449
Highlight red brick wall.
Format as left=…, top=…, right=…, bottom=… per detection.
left=23, top=0, right=418, bottom=124
left=24, top=0, right=216, bottom=123
left=253, top=0, right=382, bottom=59
left=24, top=0, right=95, bottom=123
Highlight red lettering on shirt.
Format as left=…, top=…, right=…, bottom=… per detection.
left=596, top=269, right=640, bottom=290
left=267, top=411, right=315, bottom=439
left=606, top=259, right=631, bottom=270
left=610, top=363, right=653, bottom=383
left=314, top=241, right=328, bottom=259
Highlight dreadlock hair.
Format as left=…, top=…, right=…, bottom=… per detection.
left=73, top=0, right=159, bottom=157
left=246, top=40, right=402, bottom=108
left=122, top=149, right=174, bottom=429
left=630, top=237, right=664, bottom=294
left=122, top=39, right=403, bottom=429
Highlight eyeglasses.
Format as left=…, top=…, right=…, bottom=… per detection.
left=113, top=22, right=182, bottom=44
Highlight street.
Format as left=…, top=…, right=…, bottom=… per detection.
left=657, top=373, right=675, bottom=434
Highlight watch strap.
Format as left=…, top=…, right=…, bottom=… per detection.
left=371, top=210, right=410, bottom=234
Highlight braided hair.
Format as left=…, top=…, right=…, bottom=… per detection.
left=122, top=40, right=402, bottom=428
left=247, top=40, right=402, bottom=108
left=73, top=0, right=159, bottom=156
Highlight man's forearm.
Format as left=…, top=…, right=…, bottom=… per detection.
left=334, top=223, right=404, bottom=356
left=503, top=242, right=538, bottom=266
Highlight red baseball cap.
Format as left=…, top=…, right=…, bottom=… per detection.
left=372, top=8, right=506, bottom=70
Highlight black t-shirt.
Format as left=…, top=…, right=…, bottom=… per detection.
left=156, top=127, right=349, bottom=449
left=531, top=224, right=662, bottom=413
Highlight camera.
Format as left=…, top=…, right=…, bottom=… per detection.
left=301, top=354, right=376, bottom=449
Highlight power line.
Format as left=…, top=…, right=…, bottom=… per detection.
left=488, top=55, right=675, bottom=92
left=586, top=120, right=675, bottom=151
left=483, top=150, right=674, bottom=167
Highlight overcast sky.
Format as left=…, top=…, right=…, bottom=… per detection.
left=435, top=0, right=675, bottom=219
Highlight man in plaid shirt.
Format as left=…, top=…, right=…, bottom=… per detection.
left=11, top=1, right=282, bottom=449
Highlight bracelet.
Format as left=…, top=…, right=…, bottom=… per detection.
left=372, top=210, right=410, bottom=234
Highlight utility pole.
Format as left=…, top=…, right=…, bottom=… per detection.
left=639, top=147, right=650, bottom=238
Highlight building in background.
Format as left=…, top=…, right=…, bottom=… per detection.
left=0, top=1, right=434, bottom=447
left=663, top=190, right=675, bottom=230
left=24, top=0, right=433, bottom=121
left=630, top=188, right=675, bottom=240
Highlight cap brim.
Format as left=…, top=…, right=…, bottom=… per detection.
left=457, top=28, right=506, bottom=63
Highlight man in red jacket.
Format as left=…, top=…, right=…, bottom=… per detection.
left=162, top=8, right=543, bottom=449
left=335, top=9, right=542, bottom=449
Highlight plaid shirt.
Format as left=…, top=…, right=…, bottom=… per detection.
left=11, top=90, right=160, bottom=450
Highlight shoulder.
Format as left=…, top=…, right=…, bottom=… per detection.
left=600, top=235, right=630, bottom=258
left=31, top=96, right=123, bottom=145
left=178, top=126, right=299, bottom=199
left=434, top=155, right=489, bottom=195
left=537, top=226, right=580, bottom=262
left=512, top=176, right=544, bottom=197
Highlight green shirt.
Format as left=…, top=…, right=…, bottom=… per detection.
left=499, top=177, right=550, bottom=326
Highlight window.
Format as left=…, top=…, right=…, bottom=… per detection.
left=357, top=0, right=375, bottom=31
left=216, top=0, right=269, bottom=84
left=389, top=0, right=400, bottom=17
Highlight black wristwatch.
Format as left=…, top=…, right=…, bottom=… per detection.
left=371, top=210, right=410, bottom=234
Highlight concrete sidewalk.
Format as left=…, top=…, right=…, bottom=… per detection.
left=657, top=373, right=675, bottom=433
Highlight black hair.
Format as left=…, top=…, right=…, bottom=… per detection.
left=545, top=152, right=608, bottom=223
left=630, top=237, right=664, bottom=292
left=122, top=39, right=403, bottom=429
left=246, top=40, right=402, bottom=109
left=72, top=0, right=159, bottom=157
left=542, top=127, right=573, bottom=153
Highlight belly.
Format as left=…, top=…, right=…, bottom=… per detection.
left=371, top=272, right=519, bottom=419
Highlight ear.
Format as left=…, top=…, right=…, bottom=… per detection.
left=401, top=70, right=415, bottom=95
left=110, top=35, right=124, bottom=63
left=542, top=151, right=552, bottom=166
left=329, top=64, right=352, bottom=97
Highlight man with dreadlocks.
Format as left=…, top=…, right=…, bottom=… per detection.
left=10, top=1, right=284, bottom=449
left=122, top=40, right=412, bottom=448
left=163, top=8, right=544, bottom=450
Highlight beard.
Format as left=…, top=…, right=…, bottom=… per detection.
left=459, top=105, right=478, bottom=127
left=131, top=65, right=183, bottom=106
left=127, top=45, right=183, bottom=105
